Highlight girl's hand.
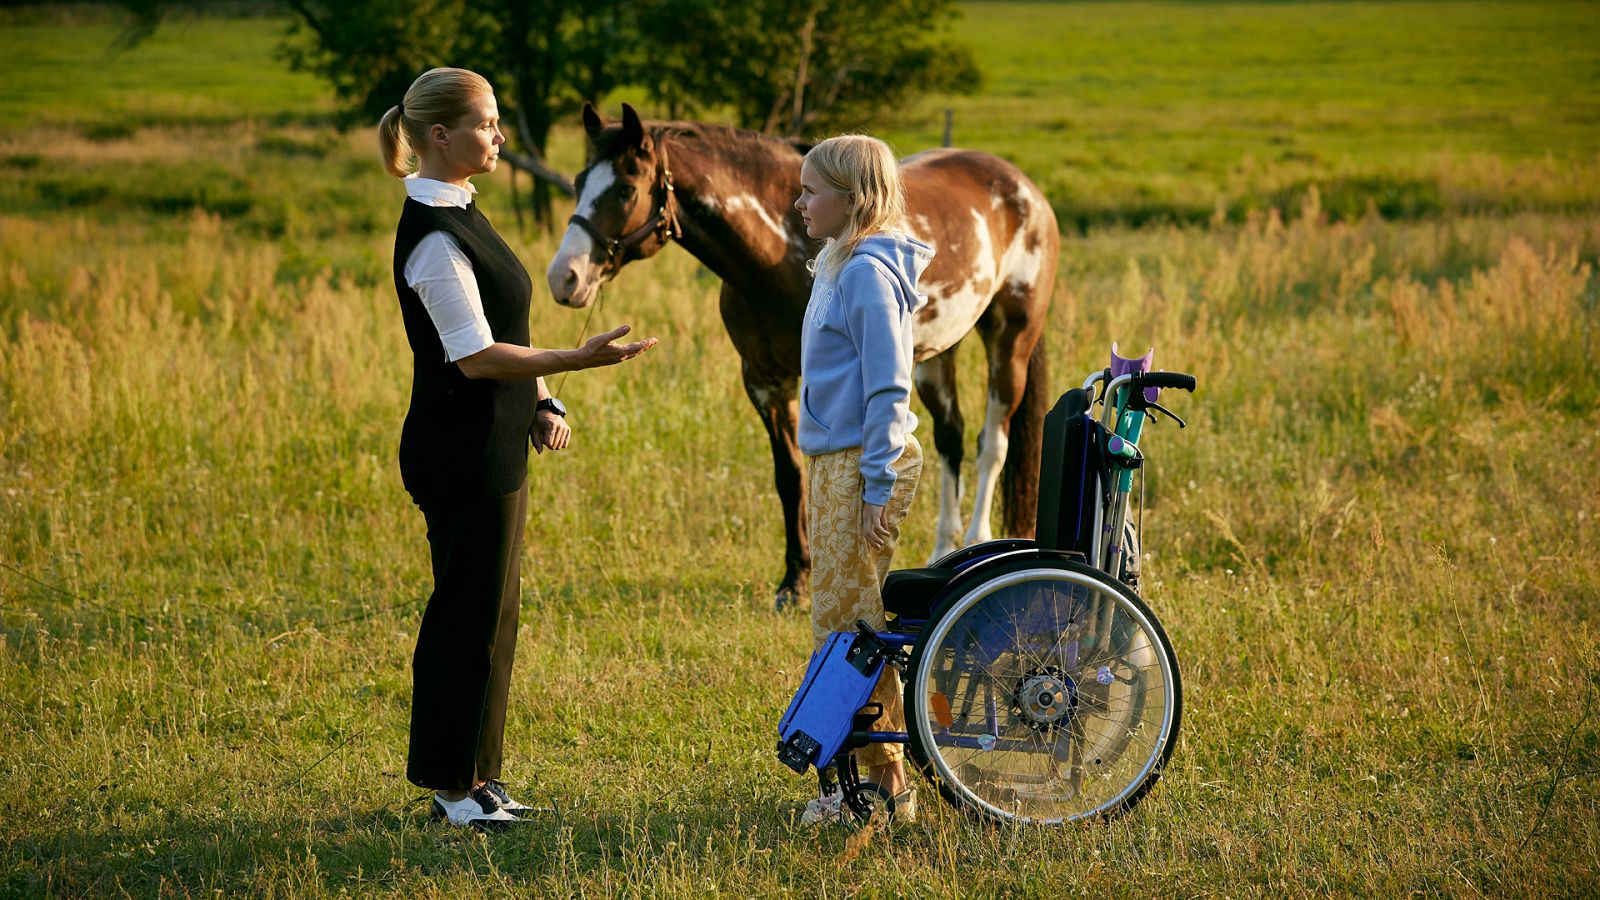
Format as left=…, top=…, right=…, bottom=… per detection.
left=861, top=502, right=889, bottom=550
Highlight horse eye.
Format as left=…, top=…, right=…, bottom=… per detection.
left=616, top=184, right=636, bottom=201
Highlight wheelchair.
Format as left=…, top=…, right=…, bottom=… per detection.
left=778, top=346, right=1197, bottom=826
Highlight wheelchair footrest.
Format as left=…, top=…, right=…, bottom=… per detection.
left=776, top=630, right=889, bottom=774
left=778, top=731, right=822, bottom=774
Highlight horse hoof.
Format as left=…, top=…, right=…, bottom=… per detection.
left=773, top=587, right=808, bottom=613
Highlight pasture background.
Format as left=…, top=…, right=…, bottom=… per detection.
left=2, top=1, right=1599, bottom=896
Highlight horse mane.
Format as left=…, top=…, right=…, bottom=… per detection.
left=590, top=116, right=808, bottom=161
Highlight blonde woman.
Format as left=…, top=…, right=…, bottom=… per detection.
left=378, top=68, right=655, bottom=830
left=792, top=135, right=932, bottom=824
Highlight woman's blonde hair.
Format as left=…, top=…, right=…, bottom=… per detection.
left=377, top=67, right=494, bottom=178
left=805, top=134, right=906, bottom=282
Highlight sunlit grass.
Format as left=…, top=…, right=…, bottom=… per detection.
left=2, top=2, right=1598, bottom=896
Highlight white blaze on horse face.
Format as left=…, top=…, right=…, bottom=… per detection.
left=964, top=392, right=1012, bottom=546
left=546, top=162, right=617, bottom=308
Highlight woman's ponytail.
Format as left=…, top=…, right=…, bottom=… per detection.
left=378, top=105, right=412, bottom=179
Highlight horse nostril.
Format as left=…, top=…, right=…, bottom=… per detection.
left=562, top=271, right=577, bottom=291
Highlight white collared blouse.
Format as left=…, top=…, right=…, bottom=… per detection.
left=402, top=175, right=497, bottom=362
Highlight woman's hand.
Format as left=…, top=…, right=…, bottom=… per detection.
left=861, top=502, right=890, bottom=550
left=580, top=324, right=658, bottom=368
left=532, top=410, right=570, bottom=454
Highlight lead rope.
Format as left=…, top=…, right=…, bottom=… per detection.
left=552, top=284, right=603, bottom=398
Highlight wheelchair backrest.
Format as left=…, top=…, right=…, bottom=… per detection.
left=1036, top=388, right=1104, bottom=556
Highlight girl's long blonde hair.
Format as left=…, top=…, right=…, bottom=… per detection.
left=377, top=67, right=494, bottom=178
left=806, top=134, right=906, bottom=282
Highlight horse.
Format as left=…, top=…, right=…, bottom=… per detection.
left=546, top=103, right=1059, bottom=608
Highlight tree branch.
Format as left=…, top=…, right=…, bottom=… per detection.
left=789, top=9, right=816, bottom=138
left=283, top=0, right=333, bottom=45
left=500, top=148, right=575, bottom=197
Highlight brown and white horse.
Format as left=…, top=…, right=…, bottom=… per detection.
left=547, top=104, right=1059, bottom=606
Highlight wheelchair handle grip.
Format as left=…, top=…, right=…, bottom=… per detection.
left=1134, top=371, right=1197, bottom=393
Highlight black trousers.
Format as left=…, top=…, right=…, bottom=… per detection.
left=406, top=481, right=528, bottom=791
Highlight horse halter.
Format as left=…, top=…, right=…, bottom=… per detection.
left=566, top=142, right=683, bottom=270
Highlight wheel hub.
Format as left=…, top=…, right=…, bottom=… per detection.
left=1012, top=666, right=1077, bottom=733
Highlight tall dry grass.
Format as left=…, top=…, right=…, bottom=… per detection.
left=2, top=169, right=1597, bottom=893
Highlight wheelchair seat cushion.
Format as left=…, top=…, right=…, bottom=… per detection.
left=882, top=567, right=957, bottom=619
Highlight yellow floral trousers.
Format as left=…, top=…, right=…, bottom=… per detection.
left=806, top=434, right=923, bottom=767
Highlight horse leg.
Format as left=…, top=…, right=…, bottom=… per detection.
left=741, top=366, right=809, bottom=609
left=965, top=298, right=1045, bottom=545
left=914, top=348, right=965, bottom=562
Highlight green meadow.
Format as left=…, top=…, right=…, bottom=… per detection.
left=2, top=2, right=1598, bottom=896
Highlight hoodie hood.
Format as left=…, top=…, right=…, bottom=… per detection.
left=848, top=232, right=934, bottom=314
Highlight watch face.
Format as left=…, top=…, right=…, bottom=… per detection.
left=543, top=396, right=568, bottom=416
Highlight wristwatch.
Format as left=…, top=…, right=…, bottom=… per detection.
left=536, top=396, right=568, bottom=417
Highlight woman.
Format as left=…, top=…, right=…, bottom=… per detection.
left=792, top=135, right=932, bottom=824
left=378, top=67, right=656, bottom=830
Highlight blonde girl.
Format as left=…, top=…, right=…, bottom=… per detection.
left=792, top=134, right=932, bottom=823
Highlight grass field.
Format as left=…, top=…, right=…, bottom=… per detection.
left=2, top=2, right=1599, bottom=896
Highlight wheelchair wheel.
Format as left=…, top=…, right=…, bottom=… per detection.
left=903, top=558, right=1180, bottom=825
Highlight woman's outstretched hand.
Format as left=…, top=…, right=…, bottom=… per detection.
left=581, top=324, right=657, bottom=368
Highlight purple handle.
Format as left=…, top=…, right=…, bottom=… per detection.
left=1110, top=342, right=1158, bottom=403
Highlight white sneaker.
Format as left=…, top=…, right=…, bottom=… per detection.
left=799, top=792, right=845, bottom=825
left=887, top=788, right=917, bottom=824
left=431, top=789, right=520, bottom=832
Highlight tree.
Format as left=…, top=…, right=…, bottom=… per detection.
left=280, top=0, right=643, bottom=224
left=634, top=0, right=981, bottom=137
left=113, top=0, right=980, bottom=221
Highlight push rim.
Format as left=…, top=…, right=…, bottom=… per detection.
left=908, top=565, right=1178, bottom=824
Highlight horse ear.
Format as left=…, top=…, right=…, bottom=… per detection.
left=582, top=103, right=604, bottom=140
left=620, top=103, right=647, bottom=149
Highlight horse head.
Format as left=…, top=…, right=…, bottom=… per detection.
left=546, top=103, right=682, bottom=308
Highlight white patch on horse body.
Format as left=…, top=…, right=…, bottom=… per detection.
left=912, top=209, right=1003, bottom=358
left=999, top=227, right=1044, bottom=295
left=1000, top=183, right=1052, bottom=294
left=747, top=382, right=774, bottom=409
left=964, top=393, right=1011, bottom=546
left=546, top=162, right=617, bottom=306
left=911, top=294, right=976, bottom=360
left=724, top=193, right=789, bottom=246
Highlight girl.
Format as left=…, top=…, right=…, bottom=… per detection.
left=792, top=135, right=932, bottom=824
left=378, top=67, right=655, bottom=830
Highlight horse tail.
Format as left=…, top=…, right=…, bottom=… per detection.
left=1001, top=331, right=1049, bottom=538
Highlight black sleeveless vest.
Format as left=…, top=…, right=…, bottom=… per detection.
left=392, top=198, right=537, bottom=502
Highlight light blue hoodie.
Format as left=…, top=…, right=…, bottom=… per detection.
left=799, top=232, right=934, bottom=506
